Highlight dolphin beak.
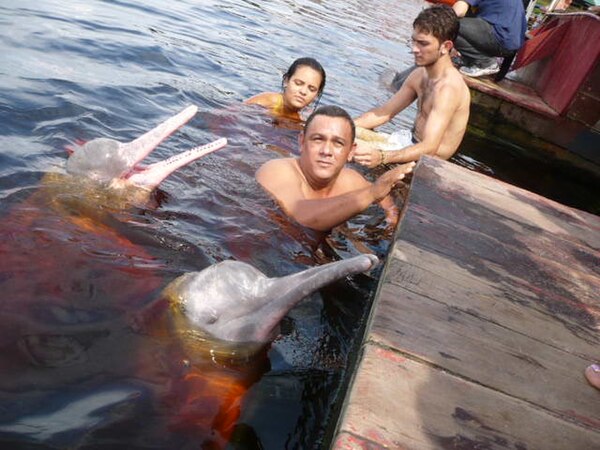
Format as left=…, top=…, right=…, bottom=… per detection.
left=125, top=137, right=227, bottom=189
left=113, top=105, right=227, bottom=189
left=278, top=254, right=379, bottom=297
left=120, top=105, right=199, bottom=168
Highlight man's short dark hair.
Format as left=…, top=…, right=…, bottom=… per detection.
left=413, top=5, right=459, bottom=43
left=304, top=105, right=355, bottom=142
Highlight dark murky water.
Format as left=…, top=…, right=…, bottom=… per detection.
left=0, top=0, right=597, bottom=449
left=0, top=1, right=424, bottom=448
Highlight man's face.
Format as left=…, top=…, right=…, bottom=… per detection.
left=411, top=28, right=449, bottom=67
left=298, top=115, right=355, bottom=187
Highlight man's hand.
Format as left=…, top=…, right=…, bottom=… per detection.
left=354, top=141, right=383, bottom=168
left=371, top=162, right=416, bottom=201
left=452, top=1, right=469, bottom=17
left=383, top=202, right=400, bottom=227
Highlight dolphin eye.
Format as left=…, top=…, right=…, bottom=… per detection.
left=206, top=315, right=218, bottom=325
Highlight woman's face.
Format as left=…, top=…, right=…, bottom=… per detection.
left=282, top=65, right=323, bottom=111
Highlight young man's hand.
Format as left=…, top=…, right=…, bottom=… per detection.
left=353, top=141, right=383, bottom=168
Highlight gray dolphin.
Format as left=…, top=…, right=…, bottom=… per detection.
left=161, top=254, right=379, bottom=353
left=64, top=105, right=227, bottom=199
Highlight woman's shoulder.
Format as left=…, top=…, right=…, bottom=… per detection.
left=245, top=92, right=282, bottom=108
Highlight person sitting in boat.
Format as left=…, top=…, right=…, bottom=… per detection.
left=245, top=57, right=326, bottom=121
left=452, top=0, right=527, bottom=77
left=256, top=105, right=415, bottom=231
left=353, top=5, right=470, bottom=168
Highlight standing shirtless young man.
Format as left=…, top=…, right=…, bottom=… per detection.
left=354, top=5, right=470, bottom=167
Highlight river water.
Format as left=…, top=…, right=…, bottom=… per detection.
left=0, top=0, right=596, bottom=449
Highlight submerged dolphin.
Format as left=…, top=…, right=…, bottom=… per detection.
left=0, top=104, right=228, bottom=350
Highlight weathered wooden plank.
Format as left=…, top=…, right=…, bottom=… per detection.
left=404, top=157, right=600, bottom=249
left=336, top=344, right=600, bottom=450
left=398, top=198, right=599, bottom=280
left=387, top=157, right=600, bottom=352
left=333, top=157, right=600, bottom=449
left=384, top=242, right=600, bottom=358
left=367, top=282, right=600, bottom=428
left=397, top=207, right=599, bottom=314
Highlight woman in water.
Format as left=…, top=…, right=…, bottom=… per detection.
left=245, top=57, right=326, bottom=121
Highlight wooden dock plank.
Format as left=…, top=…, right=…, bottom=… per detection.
left=368, top=283, right=599, bottom=427
left=334, top=345, right=600, bottom=450
left=389, top=158, right=600, bottom=343
left=332, top=157, right=600, bottom=449
left=465, top=76, right=560, bottom=118
left=385, top=242, right=599, bottom=359
left=402, top=160, right=599, bottom=253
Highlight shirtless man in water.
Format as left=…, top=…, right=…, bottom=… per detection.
left=256, top=105, right=415, bottom=231
left=354, top=5, right=470, bottom=167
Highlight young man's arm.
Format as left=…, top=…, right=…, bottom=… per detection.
left=353, top=71, right=420, bottom=167
left=256, top=159, right=414, bottom=231
left=384, top=83, right=458, bottom=163
left=356, top=83, right=460, bottom=167
left=354, top=70, right=420, bottom=130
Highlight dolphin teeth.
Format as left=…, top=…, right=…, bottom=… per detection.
left=125, top=137, right=227, bottom=188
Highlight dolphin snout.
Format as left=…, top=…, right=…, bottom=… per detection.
left=358, top=254, right=379, bottom=271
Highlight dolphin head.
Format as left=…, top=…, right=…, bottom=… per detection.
left=66, top=105, right=227, bottom=193
left=162, top=254, right=379, bottom=352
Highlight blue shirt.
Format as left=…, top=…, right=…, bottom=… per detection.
left=466, top=0, right=527, bottom=51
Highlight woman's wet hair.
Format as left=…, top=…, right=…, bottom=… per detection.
left=413, top=5, right=459, bottom=43
left=282, top=57, right=327, bottom=108
left=304, top=105, right=355, bottom=142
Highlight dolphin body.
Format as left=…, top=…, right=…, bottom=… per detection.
left=0, top=107, right=380, bottom=448
left=0, top=104, right=228, bottom=355
left=148, top=253, right=379, bottom=446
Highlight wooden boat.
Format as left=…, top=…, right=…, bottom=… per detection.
left=464, top=11, right=600, bottom=169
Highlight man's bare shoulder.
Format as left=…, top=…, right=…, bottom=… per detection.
left=438, top=67, right=470, bottom=106
left=403, top=67, right=426, bottom=90
left=256, top=158, right=302, bottom=194
left=257, top=157, right=296, bottom=179
left=333, top=166, right=370, bottom=193
left=449, top=65, right=469, bottom=88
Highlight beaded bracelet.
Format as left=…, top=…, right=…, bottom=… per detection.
left=379, top=149, right=386, bottom=166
